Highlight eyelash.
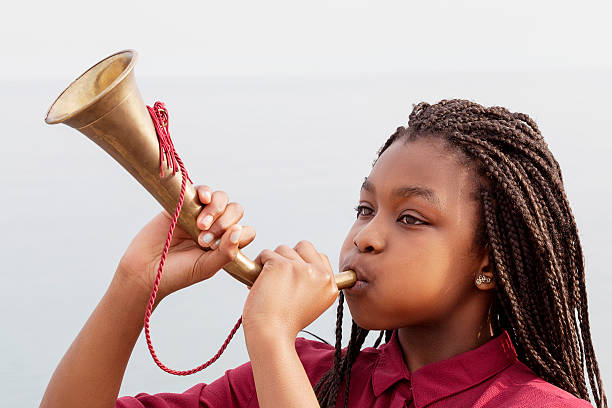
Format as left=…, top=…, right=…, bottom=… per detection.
left=353, top=205, right=427, bottom=225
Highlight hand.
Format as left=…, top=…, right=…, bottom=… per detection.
left=116, top=185, right=255, bottom=304
left=242, top=241, right=338, bottom=341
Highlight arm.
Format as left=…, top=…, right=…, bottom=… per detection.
left=246, top=329, right=319, bottom=408
left=40, top=272, right=152, bottom=408
left=242, top=242, right=339, bottom=408
left=40, top=185, right=255, bottom=408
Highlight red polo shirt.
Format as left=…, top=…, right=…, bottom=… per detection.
left=117, top=329, right=593, bottom=407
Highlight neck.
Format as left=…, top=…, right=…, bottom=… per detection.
left=397, top=293, right=494, bottom=373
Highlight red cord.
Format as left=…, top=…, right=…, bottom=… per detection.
left=143, top=101, right=242, bottom=375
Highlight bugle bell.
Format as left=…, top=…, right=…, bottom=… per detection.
left=44, top=49, right=357, bottom=290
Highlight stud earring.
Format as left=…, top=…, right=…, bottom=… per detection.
left=475, top=275, right=492, bottom=285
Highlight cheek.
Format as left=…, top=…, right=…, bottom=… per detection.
left=380, top=239, right=458, bottom=311
left=392, top=234, right=452, bottom=281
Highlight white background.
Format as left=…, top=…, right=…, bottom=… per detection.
left=2, top=1, right=611, bottom=406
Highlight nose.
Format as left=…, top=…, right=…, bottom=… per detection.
left=353, top=221, right=385, bottom=253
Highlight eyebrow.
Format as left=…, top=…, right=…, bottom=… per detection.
left=360, top=177, right=442, bottom=210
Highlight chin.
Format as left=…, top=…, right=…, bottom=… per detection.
left=347, top=312, right=384, bottom=331
left=345, top=302, right=406, bottom=332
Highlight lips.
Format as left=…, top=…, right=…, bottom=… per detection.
left=340, top=262, right=369, bottom=283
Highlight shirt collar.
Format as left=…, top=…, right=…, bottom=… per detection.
left=371, top=329, right=518, bottom=407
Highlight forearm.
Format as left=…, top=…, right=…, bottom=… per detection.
left=40, top=271, right=154, bottom=408
left=246, top=329, right=319, bottom=408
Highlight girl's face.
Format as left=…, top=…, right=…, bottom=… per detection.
left=339, top=137, right=492, bottom=330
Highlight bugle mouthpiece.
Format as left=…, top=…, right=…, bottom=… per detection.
left=335, top=270, right=357, bottom=289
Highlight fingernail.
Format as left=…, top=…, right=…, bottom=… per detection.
left=230, top=227, right=242, bottom=244
left=201, top=232, right=214, bottom=244
left=201, top=215, right=213, bottom=229
left=203, top=191, right=211, bottom=202
left=213, top=238, right=221, bottom=249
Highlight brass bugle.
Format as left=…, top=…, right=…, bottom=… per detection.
left=44, top=49, right=357, bottom=290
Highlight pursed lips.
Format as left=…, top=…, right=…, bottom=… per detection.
left=341, top=262, right=370, bottom=283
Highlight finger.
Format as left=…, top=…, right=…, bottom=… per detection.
left=196, top=190, right=229, bottom=232
left=255, top=248, right=283, bottom=267
left=319, top=253, right=332, bottom=270
left=319, top=253, right=337, bottom=286
left=210, top=224, right=242, bottom=259
left=195, top=185, right=213, bottom=205
left=237, top=225, right=256, bottom=249
left=198, top=229, right=216, bottom=248
left=204, top=202, right=244, bottom=241
left=191, top=224, right=242, bottom=282
left=293, top=240, right=321, bottom=264
left=274, top=244, right=302, bottom=261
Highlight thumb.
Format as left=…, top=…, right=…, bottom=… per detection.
left=191, top=225, right=243, bottom=282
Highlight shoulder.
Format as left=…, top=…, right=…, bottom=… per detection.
left=293, top=336, right=336, bottom=385
left=294, top=336, right=381, bottom=387
left=116, top=337, right=376, bottom=407
left=295, top=336, right=335, bottom=359
left=481, top=361, right=594, bottom=408
left=116, top=362, right=258, bottom=407
left=201, top=360, right=260, bottom=406
left=210, top=337, right=347, bottom=401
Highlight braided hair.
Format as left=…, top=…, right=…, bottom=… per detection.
left=314, top=99, right=607, bottom=407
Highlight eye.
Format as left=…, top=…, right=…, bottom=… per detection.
left=399, top=214, right=427, bottom=226
left=354, top=205, right=372, bottom=218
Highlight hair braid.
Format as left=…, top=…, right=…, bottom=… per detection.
left=314, top=292, right=346, bottom=405
left=340, top=324, right=369, bottom=408
left=453, top=134, right=579, bottom=369
left=314, top=99, right=606, bottom=407
left=372, top=330, right=385, bottom=348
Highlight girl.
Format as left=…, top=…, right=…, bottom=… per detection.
left=40, top=99, right=606, bottom=407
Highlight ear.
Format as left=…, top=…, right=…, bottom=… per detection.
left=475, top=243, right=495, bottom=291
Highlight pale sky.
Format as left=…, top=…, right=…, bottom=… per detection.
left=4, top=0, right=611, bottom=78
left=3, top=2, right=612, bottom=405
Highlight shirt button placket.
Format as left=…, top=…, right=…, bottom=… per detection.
left=393, top=381, right=413, bottom=407
left=406, top=386, right=413, bottom=406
